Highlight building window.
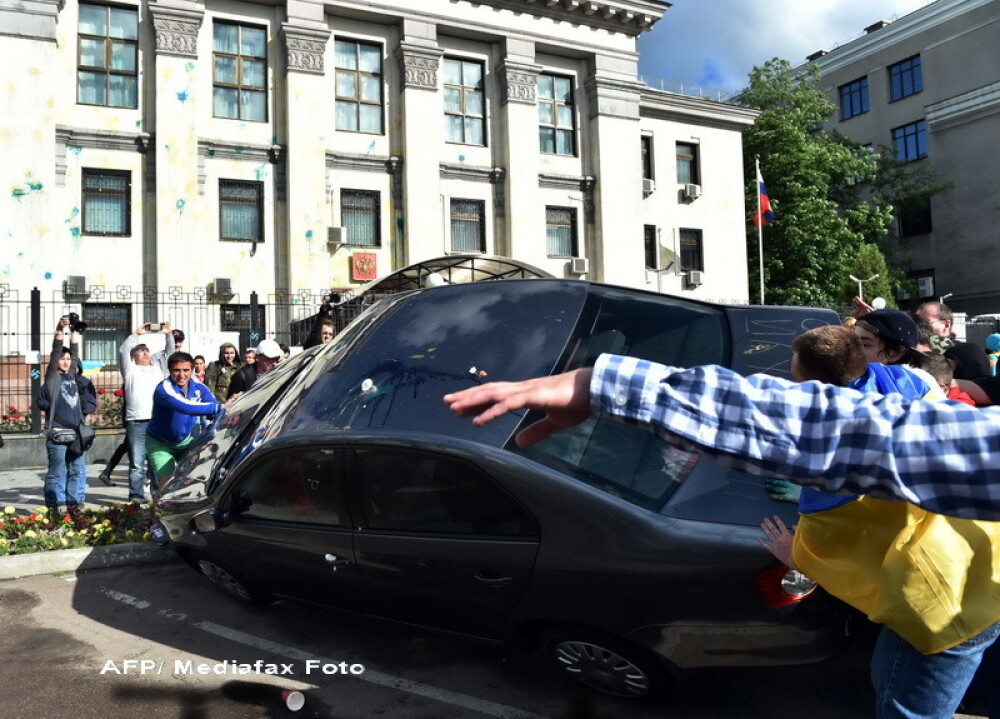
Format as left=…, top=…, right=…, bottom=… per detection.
left=839, top=77, right=869, bottom=120
left=545, top=206, right=577, bottom=257
left=443, top=58, right=485, bottom=145
left=81, top=303, right=130, bottom=367
left=641, top=136, right=654, bottom=180
left=537, top=74, right=575, bottom=155
left=213, top=22, right=267, bottom=121
left=892, top=120, right=927, bottom=162
left=219, top=180, right=263, bottom=243
left=676, top=142, right=699, bottom=184
left=888, top=55, right=922, bottom=102
left=644, top=225, right=658, bottom=270
left=897, top=196, right=933, bottom=237
left=82, top=169, right=130, bottom=236
left=335, top=40, right=383, bottom=134
left=77, top=3, right=138, bottom=108
left=679, top=229, right=703, bottom=272
left=341, top=190, right=380, bottom=247
left=450, top=199, right=485, bottom=252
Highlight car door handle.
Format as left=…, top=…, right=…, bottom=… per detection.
left=324, top=553, right=352, bottom=567
left=474, top=573, right=514, bottom=587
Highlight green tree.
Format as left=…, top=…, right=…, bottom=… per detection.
left=740, top=59, right=896, bottom=306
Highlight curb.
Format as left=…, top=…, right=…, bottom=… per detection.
left=0, top=541, right=177, bottom=580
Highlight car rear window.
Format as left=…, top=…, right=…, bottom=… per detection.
left=517, top=287, right=729, bottom=512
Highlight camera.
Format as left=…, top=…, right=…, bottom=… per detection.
left=67, top=312, right=87, bottom=334
left=148, top=322, right=161, bottom=332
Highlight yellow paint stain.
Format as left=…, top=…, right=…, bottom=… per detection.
left=743, top=343, right=777, bottom=355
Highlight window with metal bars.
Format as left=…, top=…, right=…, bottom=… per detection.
left=219, top=180, right=264, bottom=243
left=545, top=206, right=577, bottom=257
left=341, top=190, right=381, bottom=247
left=82, top=169, right=131, bottom=236
left=213, top=22, right=267, bottom=121
left=77, top=3, right=138, bottom=108
left=450, top=199, right=485, bottom=252
left=335, top=40, right=383, bottom=134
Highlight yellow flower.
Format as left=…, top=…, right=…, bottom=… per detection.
left=142, top=532, right=151, bottom=541
left=102, top=519, right=112, bottom=527
left=0, top=538, right=7, bottom=545
left=65, top=530, right=75, bottom=538
left=3, top=506, right=14, bottom=515
left=24, top=530, right=37, bottom=538
left=60, top=537, right=68, bottom=547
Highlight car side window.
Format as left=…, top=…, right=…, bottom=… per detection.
left=232, top=447, right=346, bottom=526
left=355, top=449, right=536, bottom=537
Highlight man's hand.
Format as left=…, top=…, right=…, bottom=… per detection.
left=851, top=296, right=875, bottom=318
left=758, top=515, right=796, bottom=567
left=444, top=368, right=594, bottom=447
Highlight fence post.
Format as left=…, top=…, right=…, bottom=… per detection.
left=30, top=287, right=41, bottom=434
left=250, top=291, right=260, bottom=346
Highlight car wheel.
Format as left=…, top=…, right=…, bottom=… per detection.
left=543, top=627, right=670, bottom=699
left=196, top=558, right=271, bottom=605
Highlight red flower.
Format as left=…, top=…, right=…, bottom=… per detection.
left=114, top=388, right=125, bottom=398
left=1, top=415, right=7, bottom=421
left=98, top=388, right=106, bottom=395
left=7, top=405, right=15, bottom=412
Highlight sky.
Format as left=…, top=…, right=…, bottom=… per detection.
left=637, top=0, right=931, bottom=97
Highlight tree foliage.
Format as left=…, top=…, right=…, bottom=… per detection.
left=740, top=59, right=897, bottom=306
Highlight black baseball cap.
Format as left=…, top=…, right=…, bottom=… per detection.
left=859, top=310, right=918, bottom=349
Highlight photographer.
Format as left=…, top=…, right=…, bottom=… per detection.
left=37, top=316, right=96, bottom=516
left=303, top=291, right=337, bottom=349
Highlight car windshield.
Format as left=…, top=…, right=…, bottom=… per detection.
left=517, top=287, right=729, bottom=512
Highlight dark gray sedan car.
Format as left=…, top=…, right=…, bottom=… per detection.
left=155, top=279, right=851, bottom=698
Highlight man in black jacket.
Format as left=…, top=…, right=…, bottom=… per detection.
left=226, top=339, right=282, bottom=398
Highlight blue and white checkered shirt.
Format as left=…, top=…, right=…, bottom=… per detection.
left=590, top=353, right=1000, bottom=521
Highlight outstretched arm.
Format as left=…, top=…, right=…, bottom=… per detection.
left=444, top=368, right=594, bottom=447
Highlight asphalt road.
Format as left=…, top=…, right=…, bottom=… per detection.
left=0, top=557, right=900, bottom=719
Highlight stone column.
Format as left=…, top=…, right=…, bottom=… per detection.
left=148, top=1, right=204, bottom=290
left=583, top=70, right=644, bottom=285
left=280, top=21, right=331, bottom=294
left=394, top=21, right=443, bottom=266
left=495, top=41, right=542, bottom=262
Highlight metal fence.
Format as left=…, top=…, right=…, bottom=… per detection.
left=0, top=284, right=330, bottom=434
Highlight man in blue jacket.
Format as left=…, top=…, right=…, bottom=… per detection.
left=146, top=352, right=238, bottom=490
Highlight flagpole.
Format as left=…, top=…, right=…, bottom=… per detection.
left=756, top=155, right=765, bottom=305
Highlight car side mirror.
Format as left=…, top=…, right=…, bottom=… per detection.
left=191, top=510, right=219, bottom=534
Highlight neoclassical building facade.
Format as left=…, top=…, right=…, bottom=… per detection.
left=1, top=0, right=754, bottom=354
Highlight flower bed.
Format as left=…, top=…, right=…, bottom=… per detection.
left=0, top=503, right=154, bottom=555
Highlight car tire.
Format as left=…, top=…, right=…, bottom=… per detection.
left=542, top=626, right=671, bottom=699
left=196, top=558, right=272, bottom=605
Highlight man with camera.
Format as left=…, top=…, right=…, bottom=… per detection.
left=107, top=322, right=175, bottom=501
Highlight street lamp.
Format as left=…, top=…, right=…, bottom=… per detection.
left=849, top=273, right=879, bottom=302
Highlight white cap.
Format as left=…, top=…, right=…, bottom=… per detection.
left=254, top=338, right=283, bottom=359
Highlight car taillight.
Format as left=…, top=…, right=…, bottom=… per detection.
left=754, top=564, right=817, bottom=608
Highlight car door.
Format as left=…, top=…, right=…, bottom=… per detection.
left=214, top=445, right=367, bottom=608
left=348, top=447, right=540, bottom=640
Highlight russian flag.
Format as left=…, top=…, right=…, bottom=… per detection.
left=754, top=167, right=777, bottom=228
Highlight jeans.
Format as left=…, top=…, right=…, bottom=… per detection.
left=44, top=439, right=87, bottom=508
left=871, top=620, right=1000, bottom=719
left=125, top=419, right=150, bottom=500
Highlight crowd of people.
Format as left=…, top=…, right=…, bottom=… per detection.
left=39, top=300, right=339, bottom=513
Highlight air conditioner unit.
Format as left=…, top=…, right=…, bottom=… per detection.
left=569, top=257, right=589, bottom=275
left=682, top=183, right=702, bottom=200
left=63, top=275, right=90, bottom=301
left=685, top=270, right=704, bottom=287
left=642, top=178, right=656, bottom=195
left=917, top=276, right=935, bottom=298
left=207, top=277, right=235, bottom=303
left=327, top=226, right=344, bottom=250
